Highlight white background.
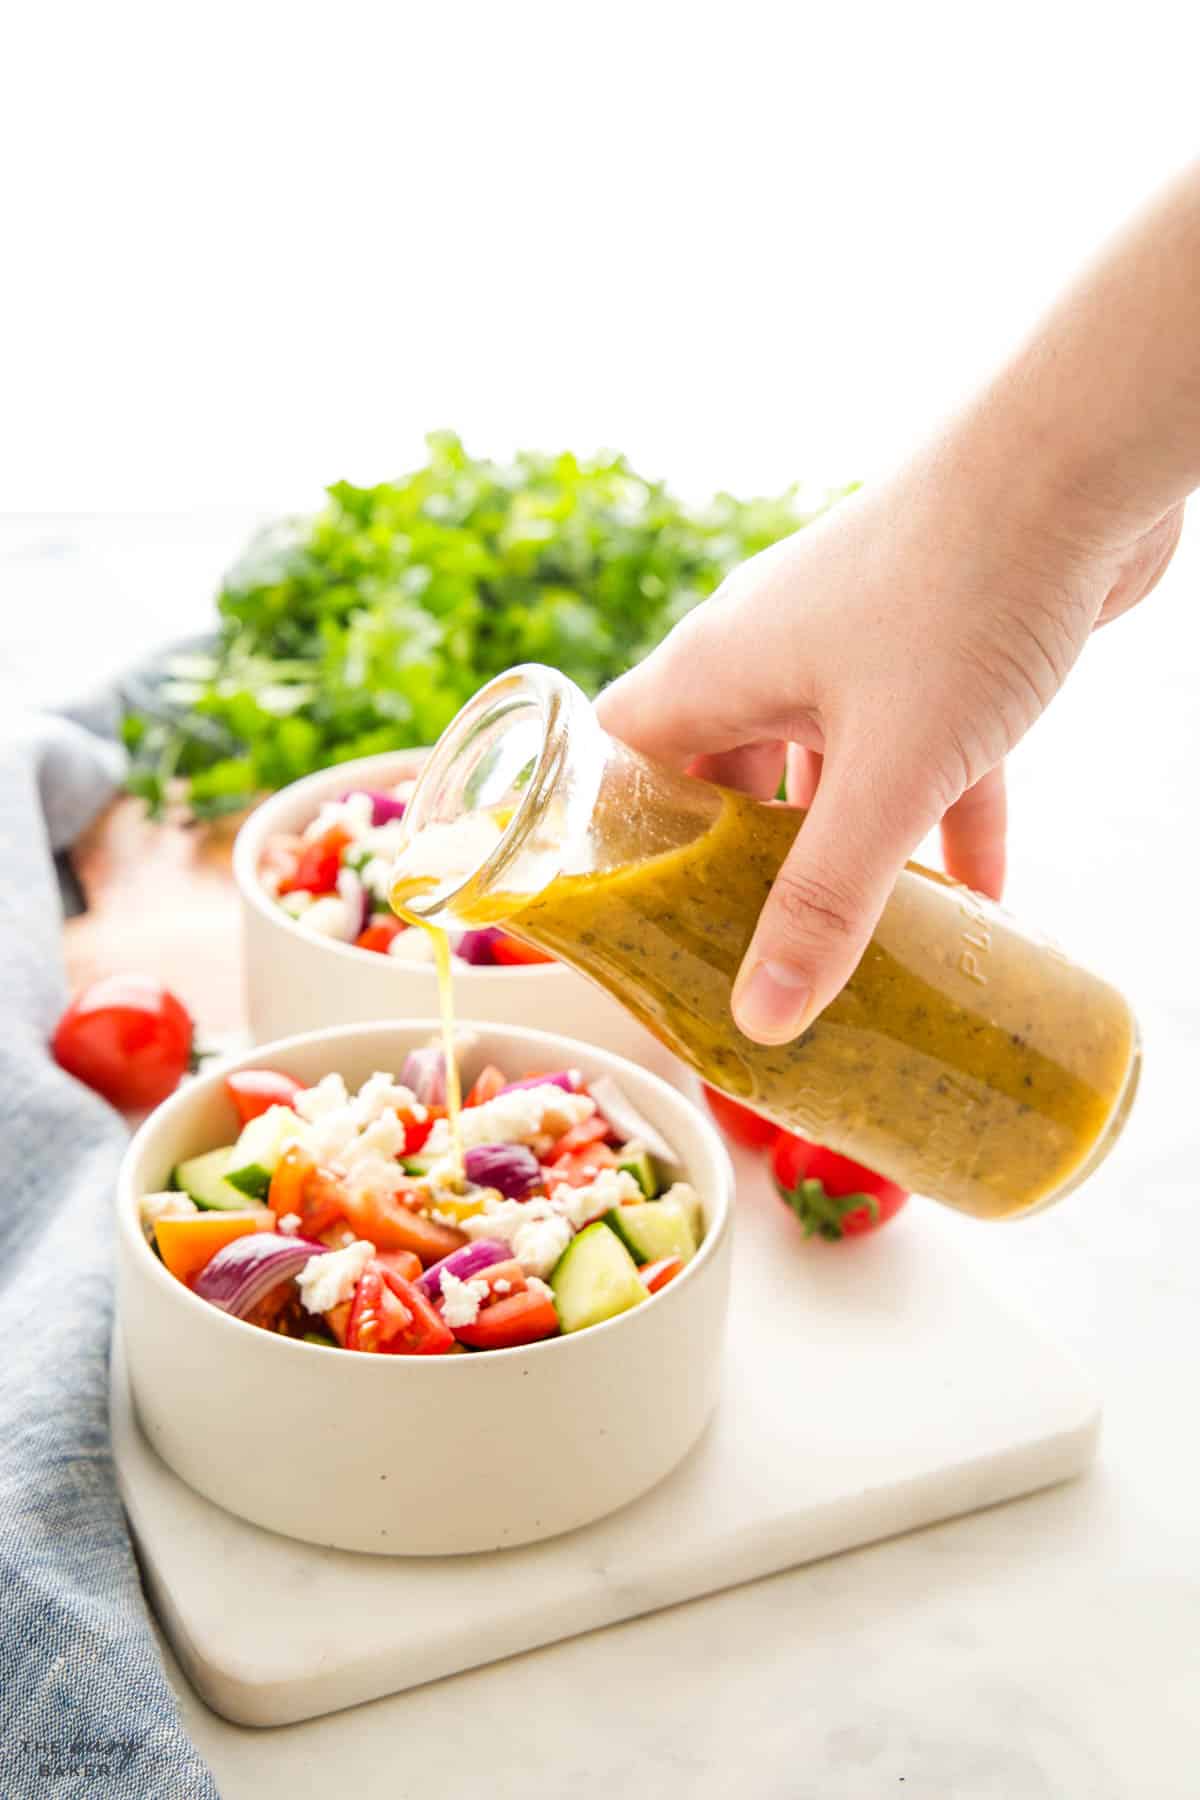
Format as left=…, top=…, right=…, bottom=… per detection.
left=5, top=6, right=1200, bottom=1795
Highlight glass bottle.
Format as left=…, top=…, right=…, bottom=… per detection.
left=390, top=665, right=1141, bottom=1221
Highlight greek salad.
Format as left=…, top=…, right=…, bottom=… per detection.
left=142, top=1048, right=704, bottom=1353
left=259, top=780, right=552, bottom=966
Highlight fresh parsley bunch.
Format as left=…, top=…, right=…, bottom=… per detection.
left=124, top=431, right=848, bottom=819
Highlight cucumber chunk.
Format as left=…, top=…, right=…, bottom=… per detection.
left=172, top=1147, right=267, bottom=1212
left=230, top=1104, right=305, bottom=1176
left=224, top=1162, right=272, bottom=1200
left=606, top=1199, right=697, bottom=1266
left=617, top=1142, right=659, bottom=1198
left=550, top=1222, right=649, bottom=1334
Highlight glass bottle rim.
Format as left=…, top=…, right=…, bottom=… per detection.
left=392, top=663, right=605, bottom=923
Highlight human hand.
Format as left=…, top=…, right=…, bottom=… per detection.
left=596, top=428, right=1182, bottom=1047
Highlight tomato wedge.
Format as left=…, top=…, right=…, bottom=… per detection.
left=268, top=1145, right=348, bottom=1238
left=548, top=1144, right=619, bottom=1187
left=356, top=917, right=405, bottom=955
left=490, top=934, right=554, bottom=966
left=346, top=1266, right=399, bottom=1353
left=398, top=1105, right=441, bottom=1156
left=225, top=1068, right=303, bottom=1125
left=278, top=826, right=351, bottom=897
left=465, top=1064, right=508, bottom=1107
left=340, top=1184, right=467, bottom=1265
left=452, top=1288, right=560, bottom=1350
left=375, top=1249, right=423, bottom=1284
left=549, top=1115, right=611, bottom=1159
left=639, top=1255, right=684, bottom=1294
left=378, top=1270, right=455, bottom=1355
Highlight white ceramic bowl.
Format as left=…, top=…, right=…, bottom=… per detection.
left=233, top=751, right=680, bottom=1081
left=116, top=1020, right=734, bottom=1556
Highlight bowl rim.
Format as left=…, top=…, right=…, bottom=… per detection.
left=232, top=750, right=569, bottom=982
left=118, top=1018, right=734, bottom=1374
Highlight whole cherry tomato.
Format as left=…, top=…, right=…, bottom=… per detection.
left=700, top=1084, right=780, bottom=1151
left=771, top=1132, right=909, bottom=1240
left=52, top=975, right=194, bottom=1110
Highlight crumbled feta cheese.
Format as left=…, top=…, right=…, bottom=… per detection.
left=387, top=928, right=438, bottom=962
left=140, top=1191, right=198, bottom=1235
left=295, top=1073, right=350, bottom=1122
left=511, top=1211, right=573, bottom=1279
left=548, top=1166, right=643, bottom=1229
left=526, top=1276, right=554, bottom=1301
left=278, top=890, right=314, bottom=918
left=493, top=1278, right=512, bottom=1295
left=298, top=895, right=354, bottom=940
left=340, top=1110, right=407, bottom=1168
left=351, top=1072, right=420, bottom=1128
left=296, top=1240, right=374, bottom=1314
left=425, top=1085, right=594, bottom=1154
left=459, top=1196, right=540, bottom=1247
left=304, top=793, right=374, bottom=842
left=343, top=1152, right=407, bottom=1203
left=438, top=1270, right=489, bottom=1328
left=277, top=1212, right=302, bottom=1235
left=357, top=855, right=394, bottom=903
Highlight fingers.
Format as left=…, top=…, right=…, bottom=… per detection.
left=1097, top=502, right=1185, bottom=625
left=688, top=742, right=787, bottom=801
left=785, top=744, right=823, bottom=810
left=732, top=740, right=937, bottom=1045
left=596, top=625, right=749, bottom=768
left=939, top=763, right=1006, bottom=899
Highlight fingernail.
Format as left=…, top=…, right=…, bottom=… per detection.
left=733, top=960, right=812, bottom=1044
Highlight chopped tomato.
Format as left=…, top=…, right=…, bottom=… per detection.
left=700, top=1085, right=780, bottom=1151
left=452, top=1287, right=560, bottom=1350
left=243, top=1278, right=305, bottom=1335
left=465, top=1064, right=508, bottom=1107
left=549, top=1115, right=611, bottom=1158
left=225, top=1068, right=303, bottom=1125
left=268, top=1145, right=348, bottom=1238
left=346, top=1266, right=396, bottom=1353
left=490, top=934, right=554, bottom=966
left=378, top=1270, right=455, bottom=1355
left=317, top=1219, right=359, bottom=1250
left=340, top=1184, right=467, bottom=1265
left=278, top=826, right=351, bottom=897
left=326, top=1298, right=352, bottom=1346
left=375, top=1249, right=423, bottom=1284
left=475, top=1258, right=527, bottom=1299
left=398, top=1104, right=442, bottom=1156
left=548, top=1144, right=620, bottom=1186
left=639, top=1255, right=684, bottom=1294
left=356, top=917, right=405, bottom=955
left=771, top=1132, right=909, bottom=1240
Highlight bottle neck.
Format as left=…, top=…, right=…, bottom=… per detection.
left=389, top=665, right=607, bottom=926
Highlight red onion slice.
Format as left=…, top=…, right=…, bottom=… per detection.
left=415, top=1239, right=512, bottom=1300
left=463, top=1143, right=543, bottom=1199
left=192, top=1232, right=328, bottom=1320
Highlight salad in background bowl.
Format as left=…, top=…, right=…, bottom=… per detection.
left=117, top=1019, right=733, bottom=1555
left=232, top=752, right=680, bottom=1078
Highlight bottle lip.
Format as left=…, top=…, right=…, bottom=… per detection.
left=391, top=663, right=604, bottom=923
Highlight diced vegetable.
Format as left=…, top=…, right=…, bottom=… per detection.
left=400, top=1047, right=447, bottom=1107
left=267, top=1146, right=348, bottom=1238
left=155, top=1212, right=278, bottom=1286
left=498, top=1069, right=582, bottom=1097
left=173, top=1147, right=263, bottom=1212
left=452, top=1287, right=560, bottom=1350
left=341, top=788, right=408, bottom=826
left=190, top=1229, right=326, bottom=1314
left=606, top=1199, right=697, bottom=1266
left=639, top=1256, right=684, bottom=1294
left=462, top=1144, right=543, bottom=1199
left=225, top=1068, right=303, bottom=1125
left=550, top=1222, right=649, bottom=1334
left=356, top=917, right=405, bottom=954
left=617, top=1143, right=659, bottom=1198
left=585, top=1077, right=680, bottom=1171
left=414, top=1238, right=512, bottom=1301
left=230, top=1104, right=305, bottom=1177
left=456, top=929, right=504, bottom=965
left=224, top=1162, right=273, bottom=1201
left=339, top=1186, right=467, bottom=1265
left=464, top=1064, right=508, bottom=1107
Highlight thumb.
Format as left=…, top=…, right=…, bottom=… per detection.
left=731, top=742, right=938, bottom=1045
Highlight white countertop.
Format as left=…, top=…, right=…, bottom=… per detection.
left=11, top=513, right=1200, bottom=1797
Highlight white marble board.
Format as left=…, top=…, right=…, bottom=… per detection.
left=111, top=1141, right=1100, bottom=1729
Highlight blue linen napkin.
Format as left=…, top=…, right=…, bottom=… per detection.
left=0, top=712, right=219, bottom=1799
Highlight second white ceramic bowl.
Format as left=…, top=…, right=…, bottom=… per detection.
left=232, top=752, right=681, bottom=1082
left=117, top=1020, right=734, bottom=1555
